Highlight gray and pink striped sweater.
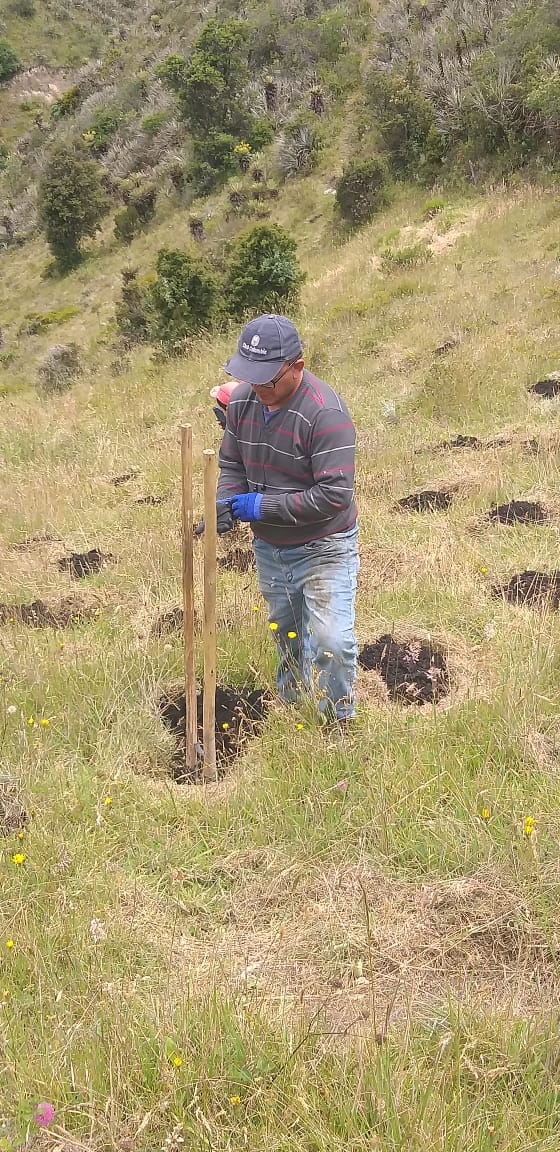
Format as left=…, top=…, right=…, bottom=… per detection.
left=217, top=369, right=357, bottom=546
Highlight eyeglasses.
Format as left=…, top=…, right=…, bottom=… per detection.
left=252, top=359, right=298, bottom=390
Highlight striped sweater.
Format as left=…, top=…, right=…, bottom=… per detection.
left=217, top=369, right=357, bottom=546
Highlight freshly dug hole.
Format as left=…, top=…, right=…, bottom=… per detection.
left=487, top=501, right=548, bottom=525
left=57, top=549, right=113, bottom=578
left=135, top=494, right=168, bottom=506
left=110, top=471, right=139, bottom=485
left=0, top=597, right=97, bottom=628
left=397, top=490, right=453, bottom=513
left=530, top=376, right=560, bottom=398
left=492, top=571, right=560, bottom=609
left=159, top=683, right=269, bottom=782
left=358, top=634, right=450, bottom=705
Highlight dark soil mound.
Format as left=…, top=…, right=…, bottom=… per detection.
left=57, top=549, right=113, bottom=579
left=13, top=532, right=62, bottom=550
left=0, top=598, right=96, bottom=627
left=151, top=606, right=184, bottom=636
left=397, top=490, right=453, bottom=513
left=111, top=470, right=139, bottom=485
left=358, top=634, right=450, bottom=705
left=217, top=547, right=256, bottom=573
left=135, top=494, right=168, bottom=506
left=441, top=435, right=480, bottom=449
left=159, top=683, right=270, bottom=782
left=492, top=571, right=560, bottom=608
left=487, top=501, right=547, bottom=525
left=530, top=378, right=560, bottom=398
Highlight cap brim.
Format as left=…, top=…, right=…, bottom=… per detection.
left=224, top=351, right=282, bottom=386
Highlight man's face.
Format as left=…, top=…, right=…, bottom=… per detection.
left=250, top=359, right=304, bottom=406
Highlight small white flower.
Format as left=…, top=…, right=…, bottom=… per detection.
left=90, top=918, right=107, bottom=943
left=6, top=705, right=16, bottom=715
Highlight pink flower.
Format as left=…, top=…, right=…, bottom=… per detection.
left=335, top=780, right=347, bottom=791
left=34, top=1102, right=55, bottom=1127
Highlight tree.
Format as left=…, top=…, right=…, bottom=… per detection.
left=38, top=145, right=110, bottom=270
left=226, top=224, right=303, bottom=317
left=159, top=19, right=249, bottom=136
left=148, top=248, right=221, bottom=353
left=0, top=39, right=21, bottom=82
left=336, top=157, right=389, bottom=226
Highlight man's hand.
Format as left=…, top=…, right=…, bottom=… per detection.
left=216, top=499, right=235, bottom=535
left=231, top=492, right=263, bottom=522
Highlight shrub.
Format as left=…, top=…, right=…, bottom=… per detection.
left=336, top=156, right=389, bottom=225
left=38, top=344, right=81, bottom=394
left=123, top=183, right=157, bottom=222
left=84, top=106, right=122, bottom=155
left=141, top=109, right=171, bottom=135
left=0, top=39, right=21, bottom=82
left=381, top=241, right=431, bottom=273
left=367, top=69, right=439, bottom=177
left=115, top=268, right=150, bottom=342
left=114, top=206, right=141, bottom=243
left=276, top=121, right=323, bottom=178
left=9, top=0, right=35, bottom=14
left=158, top=19, right=250, bottom=136
left=422, top=196, right=445, bottom=219
left=50, top=86, right=81, bottom=121
left=187, top=131, right=238, bottom=194
left=19, top=306, right=79, bottom=336
left=226, top=224, right=303, bottom=317
left=148, top=248, right=222, bottom=353
left=38, top=144, right=110, bottom=270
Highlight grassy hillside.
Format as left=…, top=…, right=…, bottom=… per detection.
left=2, top=169, right=560, bottom=1148
left=3, top=0, right=560, bottom=1147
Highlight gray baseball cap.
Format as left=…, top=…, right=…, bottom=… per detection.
left=224, top=314, right=303, bottom=385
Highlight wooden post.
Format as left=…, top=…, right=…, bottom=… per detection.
left=180, top=425, right=198, bottom=775
left=202, top=449, right=217, bottom=783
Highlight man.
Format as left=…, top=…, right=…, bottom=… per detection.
left=209, top=379, right=238, bottom=430
left=217, top=314, right=359, bottom=723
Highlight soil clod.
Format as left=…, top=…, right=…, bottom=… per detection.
left=0, top=597, right=97, bottom=628
left=135, top=494, right=168, bottom=506
left=151, top=606, right=184, bottom=636
left=358, top=634, right=450, bottom=705
left=0, top=775, right=28, bottom=837
left=111, top=471, right=139, bottom=485
left=159, top=683, right=270, bottom=781
left=530, top=376, right=560, bottom=398
left=397, top=490, right=453, bottom=513
left=492, top=571, right=560, bottom=609
left=487, top=500, right=547, bottom=525
left=217, top=547, right=256, bottom=573
left=57, top=549, right=113, bottom=579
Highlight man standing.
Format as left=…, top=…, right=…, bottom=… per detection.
left=217, top=314, right=359, bottom=724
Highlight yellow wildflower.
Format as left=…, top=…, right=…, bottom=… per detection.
left=481, top=567, right=487, bottom=574
left=296, top=723, right=304, bottom=731
left=222, top=722, right=229, bottom=731
left=17, top=831, right=25, bottom=841
left=5, top=940, right=14, bottom=949
left=27, top=716, right=35, bottom=726
left=12, top=853, right=25, bottom=865
left=252, top=605, right=259, bottom=611
left=287, top=631, right=297, bottom=639
left=480, top=807, right=491, bottom=821
left=104, top=796, right=112, bottom=806
left=229, top=1095, right=241, bottom=1105
left=171, top=1055, right=183, bottom=1067
left=523, top=816, right=535, bottom=837
left=269, top=622, right=278, bottom=631
left=40, top=718, right=50, bottom=727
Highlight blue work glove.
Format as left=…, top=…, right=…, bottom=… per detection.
left=231, top=492, right=263, bottom=522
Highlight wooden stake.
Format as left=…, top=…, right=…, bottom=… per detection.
left=202, top=448, right=218, bottom=783
left=180, top=425, right=197, bottom=775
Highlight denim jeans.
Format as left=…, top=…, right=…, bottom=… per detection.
left=252, top=525, right=359, bottom=720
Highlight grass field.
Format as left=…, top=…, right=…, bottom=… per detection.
left=2, top=176, right=560, bottom=1150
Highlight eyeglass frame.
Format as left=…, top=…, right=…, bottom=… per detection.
left=250, top=356, right=301, bottom=390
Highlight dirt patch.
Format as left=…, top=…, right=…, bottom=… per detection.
left=396, top=489, right=453, bottom=513
left=135, top=494, right=168, bottom=506
left=217, top=547, right=256, bottom=573
left=358, top=634, right=450, bottom=705
left=151, top=606, right=184, bottom=637
left=0, top=775, right=28, bottom=837
left=57, top=549, right=113, bottom=579
left=530, top=376, right=560, bottom=398
left=434, top=337, right=461, bottom=356
left=110, top=470, right=139, bottom=485
left=487, top=500, right=548, bottom=525
left=439, top=434, right=480, bottom=449
left=0, top=597, right=97, bottom=628
left=159, top=683, right=270, bottom=782
left=12, top=532, right=63, bottom=550
left=492, top=571, right=560, bottom=609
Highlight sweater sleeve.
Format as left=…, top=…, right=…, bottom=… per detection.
left=259, top=407, right=356, bottom=525
left=217, top=408, right=249, bottom=500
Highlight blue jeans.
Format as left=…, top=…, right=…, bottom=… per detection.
left=252, top=525, right=359, bottom=720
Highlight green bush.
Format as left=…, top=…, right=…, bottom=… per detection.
left=187, top=131, right=238, bottom=194
left=148, top=248, right=222, bottom=353
left=50, top=86, right=81, bottom=121
left=114, top=206, right=141, bottom=243
left=0, top=39, right=22, bottom=82
left=367, top=69, right=441, bottom=177
left=276, top=117, right=323, bottom=178
left=422, top=196, right=445, bottom=220
left=18, top=306, right=79, bottom=336
left=336, top=156, right=389, bottom=226
left=159, top=19, right=250, bottom=136
left=141, top=109, right=171, bottom=135
left=115, top=269, right=150, bottom=342
left=226, top=224, right=303, bottom=317
left=38, top=144, right=110, bottom=271
left=84, top=107, right=122, bottom=155
left=381, top=241, right=431, bottom=273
